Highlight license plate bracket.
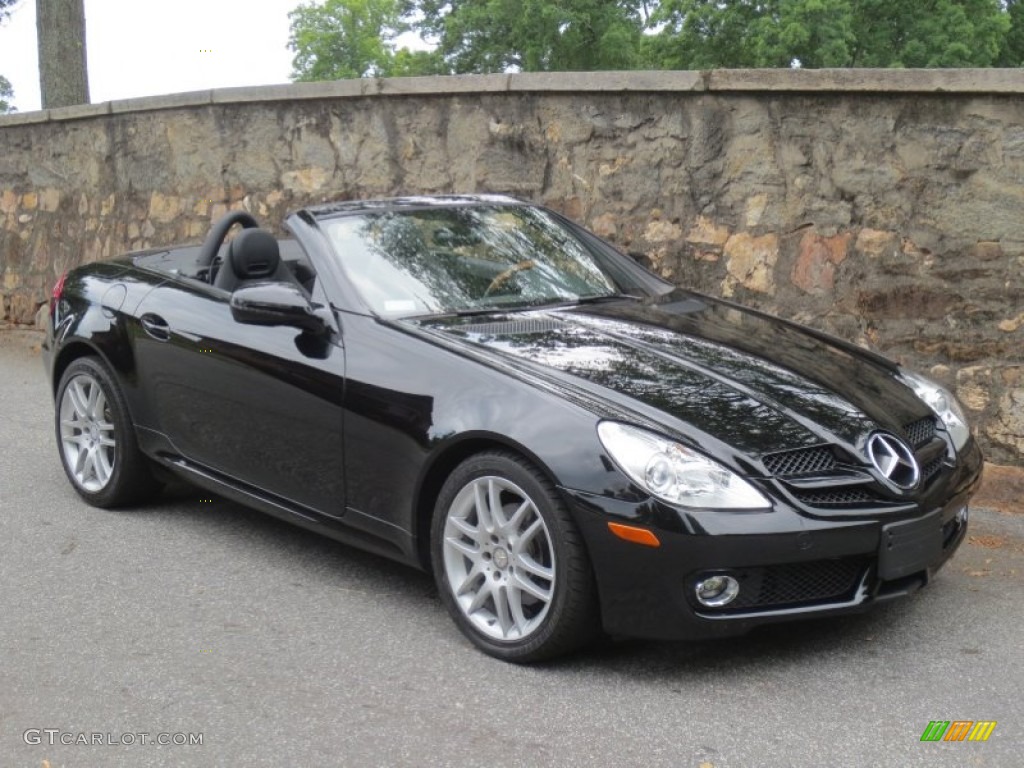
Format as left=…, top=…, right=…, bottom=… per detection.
left=878, top=509, right=944, bottom=581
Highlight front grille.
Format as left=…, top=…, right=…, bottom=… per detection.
left=790, top=487, right=877, bottom=507
left=904, top=416, right=937, bottom=447
left=766, top=424, right=946, bottom=512
left=763, top=446, right=837, bottom=477
left=710, top=558, right=867, bottom=612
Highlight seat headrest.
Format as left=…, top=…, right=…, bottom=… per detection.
left=228, top=228, right=280, bottom=278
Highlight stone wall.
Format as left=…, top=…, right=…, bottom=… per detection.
left=1, top=70, right=1022, bottom=464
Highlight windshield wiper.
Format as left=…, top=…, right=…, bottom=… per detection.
left=572, top=293, right=643, bottom=305
left=450, top=306, right=524, bottom=317
left=410, top=294, right=643, bottom=320
left=415, top=304, right=545, bottom=320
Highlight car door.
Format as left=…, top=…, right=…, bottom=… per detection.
left=132, top=276, right=346, bottom=517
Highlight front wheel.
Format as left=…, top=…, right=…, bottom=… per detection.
left=55, top=357, right=160, bottom=508
left=431, top=451, right=599, bottom=662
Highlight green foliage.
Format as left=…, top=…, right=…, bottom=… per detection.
left=1, top=0, right=16, bottom=112
left=846, top=0, right=1008, bottom=67
left=388, top=47, right=448, bottom=76
left=289, top=0, right=399, bottom=79
left=997, top=0, right=1024, bottom=65
left=0, top=74, right=14, bottom=114
left=650, top=0, right=1010, bottom=69
left=289, top=0, right=443, bottom=80
left=288, top=0, right=1024, bottom=80
left=417, top=0, right=647, bottom=73
left=756, top=0, right=856, bottom=68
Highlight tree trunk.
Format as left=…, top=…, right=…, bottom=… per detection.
left=37, top=0, right=89, bottom=108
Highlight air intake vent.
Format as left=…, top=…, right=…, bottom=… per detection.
left=707, top=558, right=867, bottom=612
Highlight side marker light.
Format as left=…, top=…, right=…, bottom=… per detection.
left=607, top=522, right=661, bottom=548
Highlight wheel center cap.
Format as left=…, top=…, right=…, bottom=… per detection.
left=493, top=547, right=509, bottom=570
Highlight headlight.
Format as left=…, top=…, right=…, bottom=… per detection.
left=597, top=422, right=771, bottom=509
left=898, top=369, right=970, bottom=450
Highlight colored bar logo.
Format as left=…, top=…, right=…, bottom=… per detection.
left=920, top=720, right=997, bottom=742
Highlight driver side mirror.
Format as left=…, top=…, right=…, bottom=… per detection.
left=229, top=282, right=330, bottom=335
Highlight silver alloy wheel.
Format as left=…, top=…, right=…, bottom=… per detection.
left=442, top=476, right=556, bottom=641
left=59, top=373, right=117, bottom=492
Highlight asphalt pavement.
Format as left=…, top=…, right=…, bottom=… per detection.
left=1, top=331, right=1022, bottom=768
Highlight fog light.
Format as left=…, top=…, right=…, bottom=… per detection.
left=694, top=574, right=740, bottom=607
left=956, top=507, right=968, bottom=525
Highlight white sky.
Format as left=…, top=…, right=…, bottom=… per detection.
left=0, top=0, right=302, bottom=112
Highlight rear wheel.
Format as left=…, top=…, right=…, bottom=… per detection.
left=55, top=357, right=160, bottom=507
left=432, top=451, right=599, bottom=662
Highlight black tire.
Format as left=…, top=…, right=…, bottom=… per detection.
left=431, top=451, right=600, bottom=662
left=54, top=357, right=161, bottom=508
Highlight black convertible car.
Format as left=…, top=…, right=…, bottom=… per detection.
left=43, top=195, right=982, bottom=661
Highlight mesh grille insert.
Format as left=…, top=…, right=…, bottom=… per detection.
left=792, top=488, right=877, bottom=507
left=921, top=453, right=946, bottom=483
left=762, top=446, right=837, bottom=477
left=904, top=416, right=937, bottom=447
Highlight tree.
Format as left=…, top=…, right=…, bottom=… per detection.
left=753, top=0, right=856, bottom=68
left=1, top=0, right=17, bottom=112
left=289, top=0, right=1018, bottom=79
left=0, top=75, right=14, bottom=113
left=37, top=0, right=90, bottom=107
left=290, top=0, right=444, bottom=80
left=846, top=0, right=1008, bottom=67
left=417, top=0, right=648, bottom=73
left=648, top=0, right=1010, bottom=69
left=998, top=0, right=1024, bottom=65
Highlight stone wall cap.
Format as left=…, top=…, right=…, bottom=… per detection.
left=0, top=109, right=50, bottom=125
left=110, top=90, right=213, bottom=114
left=708, top=68, right=1024, bottom=93
left=507, top=70, right=705, bottom=92
left=212, top=80, right=364, bottom=102
left=48, top=102, right=112, bottom=121
left=368, top=73, right=511, bottom=95
left=5, top=69, right=1024, bottom=127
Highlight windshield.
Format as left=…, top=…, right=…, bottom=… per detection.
left=319, top=205, right=623, bottom=316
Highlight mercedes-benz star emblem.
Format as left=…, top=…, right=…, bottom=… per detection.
left=867, top=433, right=920, bottom=490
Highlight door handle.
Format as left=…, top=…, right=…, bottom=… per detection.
left=140, top=313, right=171, bottom=341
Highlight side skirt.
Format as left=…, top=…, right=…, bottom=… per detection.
left=154, top=453, right=422, bottom=570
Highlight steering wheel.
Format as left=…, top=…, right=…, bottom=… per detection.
left=196, top=210, right=261, bottom=283
left=484, top=260, right=535, bottom=297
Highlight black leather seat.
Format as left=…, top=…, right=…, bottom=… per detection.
left=213, top=228, right=297, bottom=292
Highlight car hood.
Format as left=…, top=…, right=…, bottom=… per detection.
left=413, top=292, right=931, bottom=461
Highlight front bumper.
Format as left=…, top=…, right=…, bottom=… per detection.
left=562, top=439, right=982, bottom=641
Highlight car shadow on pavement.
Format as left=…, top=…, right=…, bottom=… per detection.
left=572, top=606, right=899, bottom=669
left=108, top=479, right=979, bottom=674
